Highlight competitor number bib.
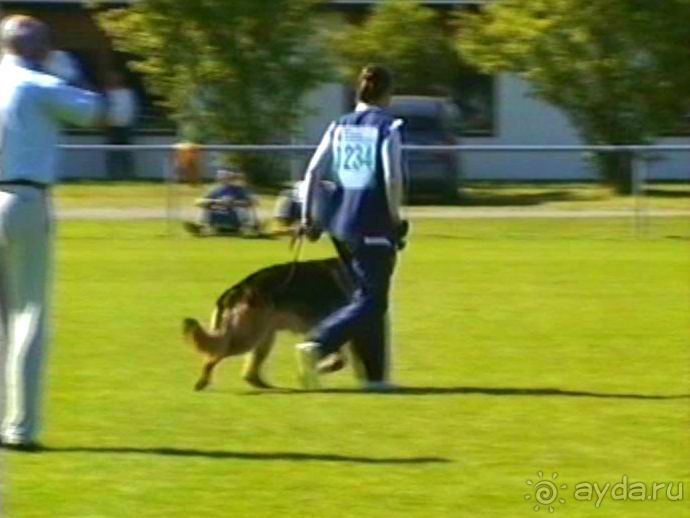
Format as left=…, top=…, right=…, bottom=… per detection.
left=333, top=126, right=379, bottom=189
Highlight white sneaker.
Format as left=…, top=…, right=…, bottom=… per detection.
left=295, top=342, right=321, bottom=390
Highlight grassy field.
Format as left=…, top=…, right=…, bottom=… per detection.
left=4, top=217, right=690, bottom=517
left=53, top=181, right=690, bottom=211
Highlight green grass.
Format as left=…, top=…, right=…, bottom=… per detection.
left=53, top=181, right=690, bottom=211
left=459, top=183, right=690, bottom=211
left=5, top=218, right=690, bottom=517
left=54, top=182, right=279, bottom=211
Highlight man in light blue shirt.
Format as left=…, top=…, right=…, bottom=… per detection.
left=0, top=15, right=102, bottom=451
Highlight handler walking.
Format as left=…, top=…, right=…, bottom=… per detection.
left=297, top=65, right=407, bottom=391
left=0, top=15, right=102, bottom=450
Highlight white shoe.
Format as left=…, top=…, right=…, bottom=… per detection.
left=295, top=342, right=321, bottom=390
left=363, top=381, right=399, bottom=393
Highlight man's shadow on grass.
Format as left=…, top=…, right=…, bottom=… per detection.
left=456, top=190, right=588, bottom=207
left=644, top=188, right=690, bottom=199
left=242, top=386, right=690, bottom=401
left=43, top=446, right=449, bottom=464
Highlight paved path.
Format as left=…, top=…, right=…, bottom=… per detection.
left=56, top=207, right=690, bottom=221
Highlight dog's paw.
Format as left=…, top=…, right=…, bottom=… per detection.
left=194, top=378, right=209, bottom=391
left=243, top=375, right=274, bottom=390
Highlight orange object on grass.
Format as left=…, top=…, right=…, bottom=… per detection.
left=175, top=143, right=202, bottom=184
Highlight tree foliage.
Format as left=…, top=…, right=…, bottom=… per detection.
left=458, top=0, right=690, bottom=191
left=331, top=0, right=459, bottom=95
left=97, top=0, right=329, bottom=182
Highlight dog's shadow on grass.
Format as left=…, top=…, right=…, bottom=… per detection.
left=43, top=446, right=449, bottom=464
left=242, top=386, right=690, bottom=401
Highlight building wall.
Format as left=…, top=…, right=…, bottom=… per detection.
left=462, top=74, right=595, bottom=181
left=460, top=75, right=690, bottom=181
left=60, top=134, right=173, bottom=181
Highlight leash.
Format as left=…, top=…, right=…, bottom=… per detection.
left=276, top=228, right=305, bottom=294
left=289, top=226, right=306, bottom=260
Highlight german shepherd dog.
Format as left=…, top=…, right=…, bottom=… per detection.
left=183, top=258, right=353, bottom=390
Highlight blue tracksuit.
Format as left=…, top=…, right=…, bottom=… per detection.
left=205, top=185, right=252, bottom=230
left=302, top=105, right=405, bottom=381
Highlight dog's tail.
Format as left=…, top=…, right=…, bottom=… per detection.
left=182, top=317, right=228, bottom=358
left=183, top=284, right=242, bottom=357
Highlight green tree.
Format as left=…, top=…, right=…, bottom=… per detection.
left=331, top=0, right=459, bottom=95
left=458, top=0, right=690, bottom=192
left=97, top=0, right=329, bottom=184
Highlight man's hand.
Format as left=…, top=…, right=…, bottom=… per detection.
left=298, top=220, right=322, bottom=242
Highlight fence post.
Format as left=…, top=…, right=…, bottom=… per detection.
left=165, top=150, right=178, bottom=237
left=631, top=152, right=649, bottom=238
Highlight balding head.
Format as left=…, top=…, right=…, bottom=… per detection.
left=1, top=15, right=51, bottom=62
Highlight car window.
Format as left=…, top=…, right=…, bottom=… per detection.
left=401, top=115, right=444, bottom=133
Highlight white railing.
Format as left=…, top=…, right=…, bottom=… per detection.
left=59, top=143, right=690, bottom=152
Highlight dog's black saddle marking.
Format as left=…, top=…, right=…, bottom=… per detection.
left=214, top=258, right=352, bottom=324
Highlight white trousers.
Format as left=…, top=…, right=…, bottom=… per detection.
left=0, top=185, right=53, bottom=444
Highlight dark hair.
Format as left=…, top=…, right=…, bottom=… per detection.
left=356, top=64, right=393, bottom=104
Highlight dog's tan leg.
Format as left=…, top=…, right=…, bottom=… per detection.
left=195, top=357, right=222, bottom=391
left=241, top=331, right=276, bottom=389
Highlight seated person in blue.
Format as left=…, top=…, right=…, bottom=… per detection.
left=184, top=169, right=259, bottom=235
